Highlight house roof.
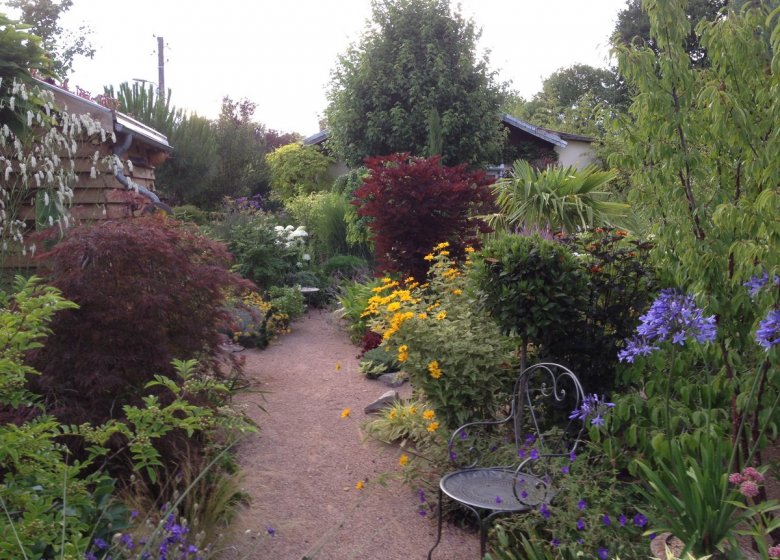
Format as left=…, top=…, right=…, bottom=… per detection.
left=34, top=78, right=173, bottom=152
left=302, top=116, right=595, bottom=151
left=303, top=129, right=330, bottom=146
left=500, top=114, right=568, bottom=147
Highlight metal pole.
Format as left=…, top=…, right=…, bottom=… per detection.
left=157, top=36, right=165, bottom=103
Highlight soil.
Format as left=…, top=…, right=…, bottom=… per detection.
left=218, top=309, right=478, bottom=560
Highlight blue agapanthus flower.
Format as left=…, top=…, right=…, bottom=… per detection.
left=756, top=310, right=780, bottom=351
left=618, top=289, right=716, bottom=362
left=744, top=272, right=780, bottom=299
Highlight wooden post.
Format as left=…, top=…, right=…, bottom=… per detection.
left=157, top=36, right=165, bottom=103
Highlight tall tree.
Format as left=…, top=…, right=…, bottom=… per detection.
left=611, top=0, right=726, bottom=66
left=506, top=64, right=629, bottom=136
left=6, top=0, right=94, bottom=76
left=325, top=0, right=507, bottom=167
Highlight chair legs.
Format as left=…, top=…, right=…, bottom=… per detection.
left=427, top=487, right=444, bottom=560
left=427, top=487, right=488, bottom=559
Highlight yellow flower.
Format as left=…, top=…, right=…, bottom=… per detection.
left=428, top=360, right=442, bottom=379
left=438, top=250, right=450, bottom=256
left=424, top=253, right=434, bottom=261
left=435, top=310, right=447, bottom=321
left=434, top=241, right=450, bottom=251
left=404, top=277, right=416, bottom=284
left=399, top=454, right=410, bottom=467
left=452, top=289, right=462, bottom=295
left=408, top=406, right=418, bottom=415
left=427, top=421, right=440, bottom=432
left=355, top=480, right=365, bottom=490
left=387, top=301, right=401, bottom=312
left=381, top=277, right=392, bottom=283
left=418, top=312, right=428, bottom=320
left=465, top=246, right=475, bottom=253
left=335, top=361, right=342, bottom=371
left=341, top=408, right=351, bottom=418
left=388, top=409, right=397, bottom=419
left=397, top=344, right=409, bottom=362
left=423, top=410, right=435, bottom=420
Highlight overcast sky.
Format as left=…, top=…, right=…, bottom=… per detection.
left=10, top=0, right=627, bottom=135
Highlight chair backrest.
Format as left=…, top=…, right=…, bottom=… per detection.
left=446, top=363, right=587, bottom=470
left=512, top=363, right=586, bottom=461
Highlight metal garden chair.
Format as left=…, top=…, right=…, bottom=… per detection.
left=427, top=363, right=587, bottom=559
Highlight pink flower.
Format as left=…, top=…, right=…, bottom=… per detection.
left=739, top=480, right=760, bottom=498
left=742, top=466, right=764, bottom=483
left=728, top=472, right=744, bottom=485
left=768, top=545, right=780, bottom=558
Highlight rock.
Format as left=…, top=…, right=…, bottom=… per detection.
left=364, top=390, right=399, bottom=414
left=378, top=371, right=408, bottom=388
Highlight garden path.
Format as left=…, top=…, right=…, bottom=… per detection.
left=219, top=309, right=478, bottom=560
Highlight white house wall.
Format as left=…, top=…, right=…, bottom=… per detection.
left=554, top=140, right=597, bottom=169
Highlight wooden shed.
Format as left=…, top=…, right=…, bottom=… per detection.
left=34, top=79, right=173, bottom=223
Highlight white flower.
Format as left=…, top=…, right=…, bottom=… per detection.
left=302, top=253, right=311, bottom=261
left=285, top=225, right=294, bottom=231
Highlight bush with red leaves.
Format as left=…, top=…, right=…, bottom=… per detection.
left=28, top=216, right=252, bottom=426
left=354, top=154, right=494, bottom=280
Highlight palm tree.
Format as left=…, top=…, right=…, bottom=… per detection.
left=489, top=160, right=629, bottom=234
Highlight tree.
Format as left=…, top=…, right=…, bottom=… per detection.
left=6, top=0, right=94, bottom=76
left=353, top=153, right=495, bottom=280
left=610, top=1, right=780, bottom=536
left=504, top=64, right=629, bottom=136
left=266, top=143, right=333, bottom=202
left=611, top=0, right=726, bottom=66
left=325, top=0, right=506, bottom=167
left=489, top=161, right=627, bottom=234
left=200, top=96, right=270, bottom=208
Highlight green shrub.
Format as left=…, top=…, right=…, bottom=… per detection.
left=337, top=278, right=383, bottom=342
left=359, top=346, right=401, bottom=379
left=267, top=285, right=305, bottom=321
left=324, top=254, right=369, bottom=277
left=172, top=204, right=210, bottom=225
left=470, top=233, right=588, bottom=369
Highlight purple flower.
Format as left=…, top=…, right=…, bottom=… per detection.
left=577, top=499, right=587, bottom=510
left=744, top=272, right=779, bottom=298
left=495, top=495, right=503, bottom=504
left=577, top=518, right=586, bottom=530
left=569, top=450, right=577, bottom=462
left=520, top=490, right=529, bottom=499
left=188, top=545, right=199, bottom=554
left=551, top=538, right=560, bottom=547
left=561, top=465, right=570, bottom=474
left=618, top=513, right=627, bottom=526
left=530, top=448, right=540, bottom=460
left=569, top=394, right=615, bottom=425
left=540, top=503, right=551, bottom=518
left=618, top=336, right=660, bottom=363
left=525, top=434, right=536, bottom=445
left=602, top=514, right=611, bottom=526
left=634, top=513, right=648, bottom=527
left=130, top=509, right=139, bottom=520
left=624, top=289, right=717, bottom=357
left=518, top=448, right=527, bottom=458
left=120, top=533, right=134, bottom=549
left=756, top=310, right=780, bottom=351
left=459, top=429, right=468, bottom=441
left=418, top=509, right=427, bottom=517
left=85, top=553, right=98, bottom=560
left=598, top=547, right=609, bottom=559
left=649, top=533, right=657, bottom=541
left=267, top=526, right=276, bottom=537
left=93, top=538, right=108, bottom=550
left=417, top=488, right=426, bottom=503
left=450, top=451, right=458, bottom=462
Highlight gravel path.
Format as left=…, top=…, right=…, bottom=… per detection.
left=219, top=309, right=478, bottom=560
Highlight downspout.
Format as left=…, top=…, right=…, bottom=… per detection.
left=112, top=124, right=171, bottom=213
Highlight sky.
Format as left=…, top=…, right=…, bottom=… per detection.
left=9, top=0, right=627, bottom=136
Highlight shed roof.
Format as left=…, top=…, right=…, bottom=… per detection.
left=303, top=129, right=330, bottom=146
left=34, top=78, right=173, bottom=152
